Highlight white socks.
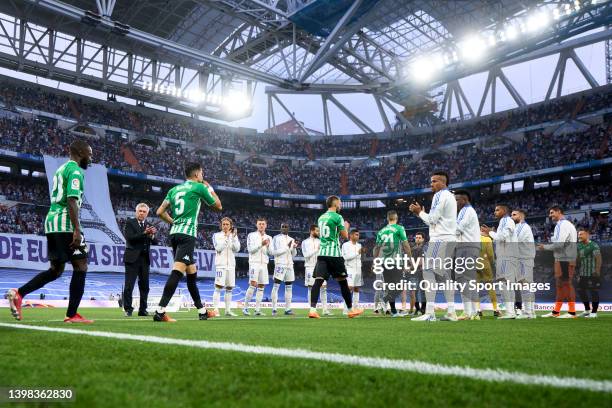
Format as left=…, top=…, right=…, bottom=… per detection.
left=244, top=285, right=256, bottom=308
left=285, top=285, right=292, bottom=310
left=463, top=299, right=472, bottom=316
left=271, top=283, right=292, bottom=310
left=321, top=286, right=328, bottom=310
left=213, top=287, right=221, bottom=310
left=374, top=290, right=382, bottom=310
left=307, top=286, right=311, bottom=305
left=522, top=289, right=534, bottom=315
left=197, top=307, right=206, bottom=314
left=225, top=289, right=232, bottom=312
left=271, top=283, right=280, bottom=310
left=503, top=288, right=515, bottom=315
left=423, top=270, right=436, bottom=315
left=255, top=287, right=264, bottom=311
left=445, top=289, right=455, bottom=314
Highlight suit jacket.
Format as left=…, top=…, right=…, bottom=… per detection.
left=124, top=217, right=158, bottom=265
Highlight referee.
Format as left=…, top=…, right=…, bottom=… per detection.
left=576, top=228, right=602, bottom=318
left=123, top=203, right=157, bottom=317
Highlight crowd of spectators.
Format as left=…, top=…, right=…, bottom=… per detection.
left=0, top=206, right=41, bottom=235
left=1, top=79, right=610, bottom=159
left=0, top=112, right=609, bottom=195
left=0, top=78, right=610, bottom=248
left=2, top=173, right=610, bottom=250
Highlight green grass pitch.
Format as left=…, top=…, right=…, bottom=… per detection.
left=1, top=308, right=611, bottom=407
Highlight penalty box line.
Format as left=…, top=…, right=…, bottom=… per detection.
left=0, top=322, right=611, bottom=394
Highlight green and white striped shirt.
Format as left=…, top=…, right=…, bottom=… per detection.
left=577, top=241, right=600, bottom=277
left=317, top=211, right=345, bottom=257
left=165, top=180, right=216, bottom=237
left=44, top=160, right=84, bottom=234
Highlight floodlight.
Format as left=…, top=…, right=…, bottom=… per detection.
left=459, top=35, right=487, bottom=62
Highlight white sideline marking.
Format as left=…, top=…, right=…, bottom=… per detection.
left=23, top=315, right=356, bottom=323
left=1, top=322, right=611, bottom=393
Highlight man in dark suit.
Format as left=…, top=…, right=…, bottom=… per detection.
left=123, top=203, right=157, bottom=317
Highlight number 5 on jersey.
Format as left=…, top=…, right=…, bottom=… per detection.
left=174, top=191, right=186, bottom=215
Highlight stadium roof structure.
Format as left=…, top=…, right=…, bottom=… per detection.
left=0, top=0, right=610, bottom=129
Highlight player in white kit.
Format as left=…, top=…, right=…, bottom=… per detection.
left=511, top=209, right=536, bottom=319
left=481, top=204, right=518, bottom=319
left=243, top=218, right=272, bottom=316
left=410, top=172, right=458, bottom=322
left=269, top=223, right=298, bottom=316
left=212, top=217, right=240, bottom=316
left=342, top=229, right=365, bottom=313
left=454, top=190, right=481, bottom=321
left=302, top=225, right=332, bottom=315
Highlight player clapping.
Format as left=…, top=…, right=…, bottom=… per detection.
left=342, top=228, right=366, bottom=313
left=243, top=218, right=273, bottom=316
left=212, top=217, right=240, bottom=317
left=302, top=225, right=332, bottom=315
left=269, top=223, right=298, bottom=316
left=481, top=204, right=518, bottom=319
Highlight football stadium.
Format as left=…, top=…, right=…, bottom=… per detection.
left=0, top=0, right=611, bottom=406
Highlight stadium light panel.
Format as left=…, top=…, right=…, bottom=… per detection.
left=431, top=53, right=444, bottom=67
left=526, top=11, right=550, bottom=32
left=410, top=56, right=433, bottom=82
left=459, top=35, right=487, bottom=62
left=409, top=52, right=444, bottom=82
left=189, top=90, right=205, bottom=104
left=410, top=57, right=431, bottom=82
left=504, top=24, right=519, bottom=41
left=487, top=34, right=497, bottom=47
left=223, top=91, right=251, bottom=114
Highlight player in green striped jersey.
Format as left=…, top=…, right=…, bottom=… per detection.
left=6, top=140, right=94, bottom=323
left=576, top=229, right=602, bottom=318
left=153, top=162, right=222, bottom=322
left=373, top=210, right=412, bottom=317
left=309, top=195, right=364, bottom=319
